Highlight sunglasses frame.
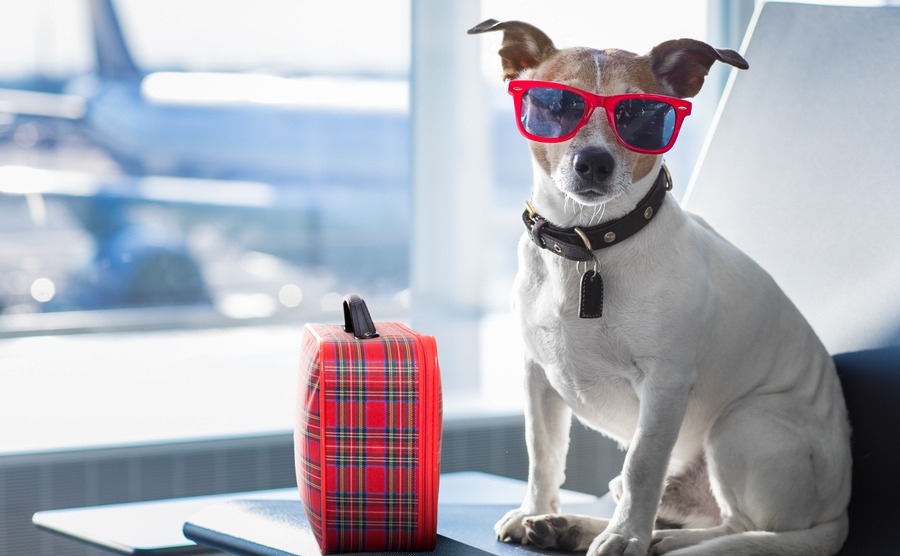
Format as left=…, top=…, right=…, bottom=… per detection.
left=507, top=79, right=692, bottom=155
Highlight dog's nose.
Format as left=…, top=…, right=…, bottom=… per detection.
left=573, top=147, right=615, bottom=183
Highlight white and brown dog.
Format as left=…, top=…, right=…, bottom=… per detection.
left=468, top=19, right=851, bottom=556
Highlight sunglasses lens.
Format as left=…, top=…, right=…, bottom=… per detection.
left=520, top=87, right=586, bottom=139
left=614, top=99, right=677, bottom=151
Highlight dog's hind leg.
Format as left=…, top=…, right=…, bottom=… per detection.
left=655, top=456, right=721, bottom=530
left=651, top=522, right=733, bottom=555
left=652, top=395, right=850, bottom=556
left=650, top=515, right=848, bottom=556
left=495, top=358, right=573, bottom=544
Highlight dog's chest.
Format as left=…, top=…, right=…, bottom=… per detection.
left=513, top=240, right=643, bottom=436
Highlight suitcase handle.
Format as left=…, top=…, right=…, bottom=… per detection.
left=342, top=294, right=379, bottom=339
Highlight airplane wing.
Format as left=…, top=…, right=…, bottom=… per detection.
left=0, top=88, right=87, bottom=121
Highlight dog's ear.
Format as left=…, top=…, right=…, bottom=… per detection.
left=467, top=19, right=557, bottom=81
left=649, top=39, right=749, bottom=98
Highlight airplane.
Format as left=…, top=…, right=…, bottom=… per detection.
left=0, top=0, right=530, bottom=318
left=2, top=0, right=412, bottom=184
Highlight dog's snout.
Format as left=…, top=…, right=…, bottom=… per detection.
left=573, top=147, right=615, bottom=184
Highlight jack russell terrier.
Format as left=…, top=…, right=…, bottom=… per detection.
left=468, top=19, right=851, bottom=556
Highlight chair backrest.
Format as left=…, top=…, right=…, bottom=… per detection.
left=684, top=2, right=900, bottom=355
left=684, top=4, right=900, bottom=554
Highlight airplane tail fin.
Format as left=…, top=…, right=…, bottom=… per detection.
left=88, top=0, right=141, bottom=79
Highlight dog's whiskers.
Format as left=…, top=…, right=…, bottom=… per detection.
left=590, top=203, right=606, bottom=226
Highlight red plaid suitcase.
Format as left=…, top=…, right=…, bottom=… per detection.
left=295, top=294, right=442, bottom=553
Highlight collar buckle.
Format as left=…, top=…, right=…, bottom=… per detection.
left=524, top=200, right=538, bottom=223
left=662, top=162, right=673, bottom=191
left=573, top=227, right=593, bottom=252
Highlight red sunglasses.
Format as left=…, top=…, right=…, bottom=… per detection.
left=507, top=80, right=692, bottom=154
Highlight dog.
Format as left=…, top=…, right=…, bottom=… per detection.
left=468, top=19, right=852, bottom=556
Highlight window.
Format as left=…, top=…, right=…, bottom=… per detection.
left=0, top=0, right=411, bottom=329
left=0, top=0, right=413, bottom=460
left=1, top=0, right=753, bottom=455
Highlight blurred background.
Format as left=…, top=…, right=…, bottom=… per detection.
left=0, top=1, right=889, bottom=555
left=0, top=0, right=716, bottom=329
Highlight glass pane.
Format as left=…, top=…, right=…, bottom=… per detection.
left=0, top=0, right=411, bottom=331
left=521, top=87, right=585, bottom=138
left=614, top=99, right=676, bottom=150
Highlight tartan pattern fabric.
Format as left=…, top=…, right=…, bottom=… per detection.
left=296, top=321, right=441, bottom=554
left=297, top=329, right=326, bottom=543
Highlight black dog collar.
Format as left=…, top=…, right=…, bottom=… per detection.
left=522, top=165, right=672, bottom=262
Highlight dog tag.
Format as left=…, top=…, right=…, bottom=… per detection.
left=579, top=269, right=604, bottom=318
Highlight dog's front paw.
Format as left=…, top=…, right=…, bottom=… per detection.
left=494, top=508, right=531, bottom=544
left=522, top=514, right=597, bottom=551
left=587, top=529, right=649, bottom=556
